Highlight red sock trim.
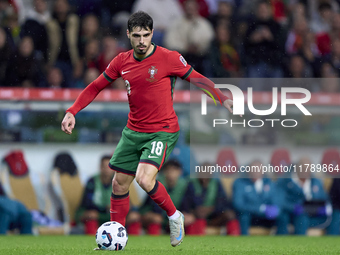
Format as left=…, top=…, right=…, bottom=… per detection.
left=110, top=195, right=130, bottom=226
left=149, top=181, right=176, bottom=216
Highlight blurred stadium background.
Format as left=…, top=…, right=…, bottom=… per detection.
left=0, top=0, right=340, bottom=238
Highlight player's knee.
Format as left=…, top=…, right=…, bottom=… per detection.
left=135, top=175, right=153, bottom=192
left=112, top=178, right=129, bottom=194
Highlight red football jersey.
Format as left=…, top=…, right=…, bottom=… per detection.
left=104, top=44, right=193, bottom=133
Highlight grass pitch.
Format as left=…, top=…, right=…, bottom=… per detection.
left=0, top=235, right=339, bottom=255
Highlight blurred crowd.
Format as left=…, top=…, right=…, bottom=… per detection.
left=1, top=149, right=340, bottom=236
left=0, top=0, right=340, bottom=91
left=75, top=156, right=340, bottom=236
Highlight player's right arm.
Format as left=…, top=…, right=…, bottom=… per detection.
left=61, top=74, right=111, bottom=134
left=61, top=55, right=122, bottom=135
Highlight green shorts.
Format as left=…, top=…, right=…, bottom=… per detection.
left=109, top=126, right=180, bottom=175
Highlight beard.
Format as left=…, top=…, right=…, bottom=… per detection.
left=135, top=44, right=148, bottom=55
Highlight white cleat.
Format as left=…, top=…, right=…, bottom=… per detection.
left=169, top=211, right=185, bottom=247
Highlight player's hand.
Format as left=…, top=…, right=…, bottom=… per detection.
left=223, top=99, right=243, bottom=117
left=223, top=99, right=233, bottom=113
left=61, top=112, right=76, bottom=135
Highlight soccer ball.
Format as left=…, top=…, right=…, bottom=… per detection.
left=96, top=221, right=128, bottom=251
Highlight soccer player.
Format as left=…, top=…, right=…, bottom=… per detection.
left=61, top=11, right=233, bottom=247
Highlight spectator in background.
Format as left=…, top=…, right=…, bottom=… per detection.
left=19, top=0, right=51, bottom=24
left=6, top=36, right=42, bottom=87
left=20, top=0, right=50, bottom=62
left=81, top=39, right=100, bottom=72
left=140, top=160, right=197, bottom=235
left=132, top=0, right=183, bottom=46
left=2, top=10, right=21, bottom=47
left=286, top=0, right=307, bottom=23
left=329, top=38, right=340, bottom=75
left=270, top=0, right=287, bottom=24
left=74, top=67, right=100, bottom=88
left=209, top=23, right=241, bottom=77
left=75, top=155, right=114, bottom=235
left=328, top=178, right=340, bottom=235
left=330, top=11, right=340, bottom=40
left=310, top=2, right=334, bottom=56
left=0, top=0, right=13, bottom=25
left=46, top=67, right=63, bottom=88
left=276, top=156, right=332, bottom=235
left=0, top=183, right=32, bottom=234
left=164, top=0, right=214, bottom=74
left=232, top=160, right=281, bottom=235
left=288, top=30, right=322, bottom=78
left=243, top=0, right=285, bottom=79
left=319, top=62, right=339, bottom=93
left=70, top=0, right=103, bottom=18
left=0, top=26, right=12, bottom=86
left=208, top=0, right=235, bottom=28
left=286, top=54, right=313, bottom=78
left=83, top=68, right=100, bottom=86
left=285, top=17, right=309, bottom=55
left=179, top=0, right=210, bottom=18
left=78, top=14, right=101, bottom=58
left=97, top=35, right=122, bottom=73
left=46, top=0, right=81, bottom=88
left=190, top=166, right=240, bottom=235
left=100, top=0, right=135, bottom=28
left=285, top=2, right=321, bottom=69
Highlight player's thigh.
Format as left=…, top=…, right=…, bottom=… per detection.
left=139, top=131, right=180, bottom=170
left=135, top=163, right=158, bottom=185
left=109, top=127, right=140, bottom=175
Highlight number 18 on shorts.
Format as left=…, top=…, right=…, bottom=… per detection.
left=109, top=127, right=180, bottom=175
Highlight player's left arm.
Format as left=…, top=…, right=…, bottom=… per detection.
left=167, top=51, right=233, bottom=113
left=185, top=69, right=233, bottom=114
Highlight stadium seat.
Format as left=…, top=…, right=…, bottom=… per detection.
left=49, top=152, right=84, bottom=228
left=321, top=148, right=340, bottom=192
left=270, top=148, right=291, bottom=167
left=216, top=147, right=238, bottom=198
left=321, top=148, right=340, bottom=177
left=0, top=150, right=66, bottom=235
left=270, top=148, right=291, bottom=178
left=216, top=147, right=238, bottom=171
left=0, top=150, right=39, bottom=210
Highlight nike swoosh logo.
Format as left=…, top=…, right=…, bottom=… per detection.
left=121, top=70, right=130, bottom=75
left=148, top=155, right=158, bottom=159
left=175, top=227, right=182, bottom=241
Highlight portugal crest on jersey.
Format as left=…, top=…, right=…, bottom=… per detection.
left=147, top=66, right=158, bottom=82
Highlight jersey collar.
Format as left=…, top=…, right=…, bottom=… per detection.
left=133, top=43, right=157, bottom=62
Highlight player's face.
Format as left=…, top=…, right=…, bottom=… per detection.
left=127, top=27, right=153, bottom=57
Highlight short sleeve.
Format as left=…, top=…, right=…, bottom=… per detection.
left=103, top=53, right=122, bottom=82
left=168, top=51, right=193, bottom=79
